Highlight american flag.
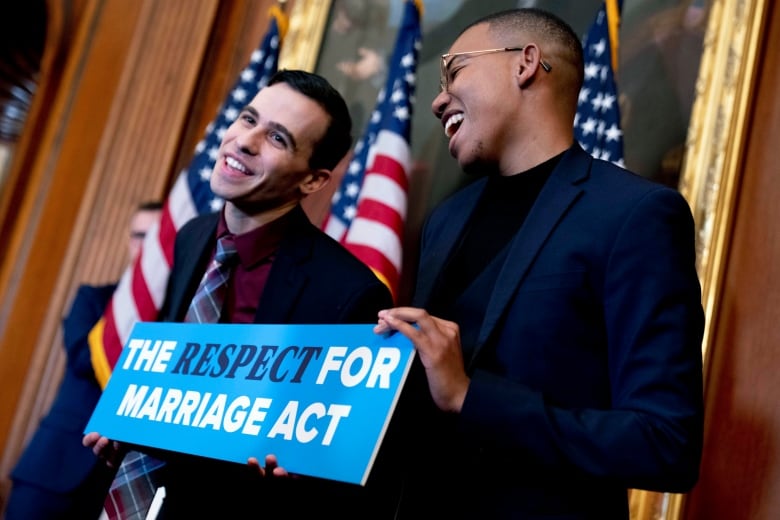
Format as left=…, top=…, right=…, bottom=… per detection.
left=574, top=0, right=625, bottom=167
left=323, top=0, right=422, bottom=301
left=88, top=7, right=288, bottom=387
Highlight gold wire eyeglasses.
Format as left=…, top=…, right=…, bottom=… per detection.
left=439, top=46, right=552, bottom=92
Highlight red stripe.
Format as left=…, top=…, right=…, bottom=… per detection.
left=367, top=154, right=409, bottom=191
left=101, top=300, right=123, bottom=369
left=158, top=205, right=177, bottom=265
left=354, top=198, right=404, bottom=235
left=130, top=259, right=156, bottom=322
left=345, top=243, right=400, bottom=298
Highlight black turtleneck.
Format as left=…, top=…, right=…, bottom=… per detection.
left=428, top=152, right=564, bottom=318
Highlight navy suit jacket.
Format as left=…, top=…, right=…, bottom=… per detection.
left=154, top=205, right=398, bottom=519
left=398, top=144, right=705, bottom=519
left=7, top=284, right=118, bottom=520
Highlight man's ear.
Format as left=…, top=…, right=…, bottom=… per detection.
left=299, top=168, right=331, bottom=196
left=515, top=43, right=544, bottom=87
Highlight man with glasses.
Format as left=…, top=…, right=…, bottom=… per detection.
left=377, top=8, right=704, bottom=518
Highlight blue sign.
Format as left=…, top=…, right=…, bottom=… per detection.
left=85, top=322, right=415, bottom=485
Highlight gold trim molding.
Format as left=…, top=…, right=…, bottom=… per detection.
left=631, top=0, right=767, bottom=518
left=279, top=0, right=333, bottom=71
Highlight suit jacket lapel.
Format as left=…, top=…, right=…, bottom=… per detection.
left=414, top=179, right=485, bottom=307
left=254, top=205, right=312, bottom=323
left=469, top=145, right=592, bottom=368
left=169, top=214, right=219, bottom=321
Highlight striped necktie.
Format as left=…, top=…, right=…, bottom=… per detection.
left=104, top=235, right=238, bottom=519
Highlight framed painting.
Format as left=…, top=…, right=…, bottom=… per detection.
left=279, top=0, right=768, bottom=516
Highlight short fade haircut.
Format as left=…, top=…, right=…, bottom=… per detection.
left=464, top=8, right=584, bottom=93
left=135, top=200, right=163, bottom=212
left=268, top=69, right=353, bottom=171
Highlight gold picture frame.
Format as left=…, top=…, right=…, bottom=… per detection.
left=281, top=1, right=768, bottom=518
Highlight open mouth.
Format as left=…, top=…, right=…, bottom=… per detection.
left=225, top=156, right=251, bottom=175
left=444, top=113, right=464, bottom=138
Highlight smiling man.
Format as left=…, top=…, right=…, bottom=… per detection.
left=86, top=70, right=397, bottom=519
left=376, top=8, right=705, bottom=519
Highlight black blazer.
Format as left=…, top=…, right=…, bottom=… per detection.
left=399, top=144, right=705, bottom=519
left=156, top=205, right=398, bottom=519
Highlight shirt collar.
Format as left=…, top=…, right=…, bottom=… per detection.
left=216, top=209, right=293, bottom=268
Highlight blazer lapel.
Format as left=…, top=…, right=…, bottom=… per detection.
left=469, top=146, right=592, bottom=368
left=414, top=179, right=485, bottom=307
left=254, top=206, right=312, bottom=323
left=168, top=214, right=218, bottom=321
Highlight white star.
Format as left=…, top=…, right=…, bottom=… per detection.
left=605, top=123, right=623, bottom=142
left=224, top=107, right=239, bottom=122
left=401, top=52, right=415, bottom=68
left=346, top=182, right=360, bottom=198
left=371, top=110, right=381, bottom=123
left=391, top=88, right=405, bottom=104
left=232, top=88, right=248, bottom=103
left=208, top=146, right=219, bottom=161
left=216, top=126, right=227, bottom=140
left=601, top=93, right=616, bottom=111
left=331, top=191, right=341, bottom=204
left=584, top=62, right=600, bottom=80
left=591, top=38, right=606, bottom=57
left=199, top=167, right=211, bottom=181
left=348, top=160, right=362, bottom=175
left=574, top=113, right=580, bottom=127
left=580, top=118, right=597, bottom=136
left=195, top=140, right=206, bottom=153
left=241, top=69, right=256, bottom=83
left=394, top=105, right=410, bottom=121
left=343, top=205, right=357, bottom=220
left=591, top=93, right=605, bottom=112
left=251, top=50, right=264, bottom=63
left=405, top=72, right=416, bottom=85
left=599, top=149, right=612, bottom=161
left=578, top=87, right=591, bottom=104
left=210, top=197, right=224, bottom=212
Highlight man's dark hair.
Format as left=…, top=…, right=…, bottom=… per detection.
left=136, top=200, right=163, bottom=212
left=268, top=69, right=353, bottom=171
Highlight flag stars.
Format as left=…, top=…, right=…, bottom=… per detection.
left=224, top=107, right=239, bottom=122
left=208, top=146, right=219, bottom=161
left=391, top=88, right=405, bottom=104
left=209, top=198, right=224, bottom=213
left=346, top=182, right=361, bottom=198
left=199, top=167, right=212, bottom=181
left=251, top=50, right=265, bottom=63
left=241, top=69, right=256, bottom=83
left=232, top=87, right=248, bottom=103
left=348, top=160, right=362, bottom=175
left=401, top=52, right=415, bottom=68
left=584, top=62, right=600, bottom=80
left=605, top=124, right=622, bottom=142
left=591, top=92, right=606, bottom=112
left=394, top=105, right=410, bottom=121
left=578, top=87, right=591, bottom=105
left=591, top=38, right=606, bottom=57
left=343, top=205, right=357, bottom=221
left=580, top=118, right=597, bottom=135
